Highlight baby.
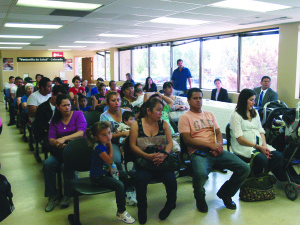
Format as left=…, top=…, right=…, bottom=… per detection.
left=131, top=87, right=144, bottom=108
left=117, top=111, right=135, bottom=156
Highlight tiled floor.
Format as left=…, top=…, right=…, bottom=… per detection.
left=0, top=101, right=299, bottom=225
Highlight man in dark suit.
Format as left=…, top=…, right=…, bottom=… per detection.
left=253, top=76, right=278, bottom=107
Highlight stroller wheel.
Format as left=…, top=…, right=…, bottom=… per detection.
left=285, top=183, right=299, bottom=201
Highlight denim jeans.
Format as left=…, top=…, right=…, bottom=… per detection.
left=190, top=150, right=250, bottom=200
left=43, top=155, right=75, bottom=197
left=90, top=170, right=129, bottom=213
left=135, top=169, right=177, bottom=210
left=173, top=89, right=184, bottom=96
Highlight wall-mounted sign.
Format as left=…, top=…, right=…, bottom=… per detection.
left=64, top=59, right=73, bottom=71
left=52, top=52, right=64, bottom=57
left=3, top=58, right=13, bottom=71
left=17, top=57, right=65, bottom=62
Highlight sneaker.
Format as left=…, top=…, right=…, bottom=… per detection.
left=126, top=191, right=137, bottom=206
left=117, top=211, right=135, bottom=224
left=60, top=196, right=71, bottom=208
left=159, top=203, right=176, bottom=220
left=45, top=196, right=56, bottom=212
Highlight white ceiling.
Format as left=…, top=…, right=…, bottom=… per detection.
left=0, top=0, right=300, bottom=51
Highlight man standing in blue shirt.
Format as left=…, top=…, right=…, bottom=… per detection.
left=171, top=59, right=192, bottom=96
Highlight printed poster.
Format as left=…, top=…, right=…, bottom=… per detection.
left=64, top=59, right=73, bottom=71
left=3, top=58, right=13, bottom=71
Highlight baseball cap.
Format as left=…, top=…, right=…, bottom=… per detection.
left=24, top=77, right=33, bottom=83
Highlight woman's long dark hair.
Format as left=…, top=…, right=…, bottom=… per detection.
left=120, top=82, right=134, bottom=99
left=236, top=88, right=257, bottom=120
left=144, top=77, right=155, bottom=92
left=138, top=97, right=164, bottom=119
left=51, top=94, right=71, bottom=125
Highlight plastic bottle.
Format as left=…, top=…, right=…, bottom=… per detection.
left=111, top=163, right=119, bottom=180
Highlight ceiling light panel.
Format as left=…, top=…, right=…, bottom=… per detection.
left=5, top=23, right=62, bottom=29
left=150, top=17, right=209, bottom=25
left=74, top=41, right=107, bottom=44
left=0, top=42, right=30, bottom=45
left=210, top=0, right=291, bottom=12
left=58, top=46, right=86, bottom=48
left=0, top=35, right=43, bottom=39
left=16, top=0, right=102, bottom=11
left=0, top=46, right=23, bottom=49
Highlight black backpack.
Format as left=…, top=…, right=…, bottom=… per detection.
left=0, top=174, right=14, bottom=222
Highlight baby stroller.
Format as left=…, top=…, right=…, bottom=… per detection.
left=277, top=101, right=300, bottom=200
left=261, top=100, right=289, bottom=147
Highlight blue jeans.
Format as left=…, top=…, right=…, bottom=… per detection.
left=173, top=89, right=184, bottom=96
left=190, top=150, right=250, bottom=200
left=135, top=169, right=177, bottom=210
left=43, top=155, right=75, bottom=197
left=90, top=170, right=129, bottom=213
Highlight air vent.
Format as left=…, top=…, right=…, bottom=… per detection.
left=239, top=17, right=291, bottom=25
left=50, top=9, right=91, bottom=17
left=29, top=44, right=46, bottom=46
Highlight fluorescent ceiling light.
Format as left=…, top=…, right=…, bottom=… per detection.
left=210, top=0, right=291, bottom=12
left=16, top=0, right=102, bottom=11
left=74, top=41, right=107, bottom=44
left=0, top=46, right=23, bottom=49
left=48, top=49, right=71, bottom=51
left=98, top=34, right=139, bottom=38
left=58, top=46, right=86, bottom=48
left=0, top=35, right=43, bottom=39
left=5, top=23, right=62, bottom=29
left=150, top=17, right=209, bottom=25
left=0, top=42, right=30, bottom=45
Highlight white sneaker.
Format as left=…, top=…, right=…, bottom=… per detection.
left=117, top=211, right=135, bottom=224
left=126, top=191, right=137, bottom=206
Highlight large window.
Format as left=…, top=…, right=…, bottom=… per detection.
left=150, top=45, right=170, bottom=85
left=119, top=50, right=131, bottom=81
left=96, top=52, right=105, bottom=80
left=173, top=40, right=200, bottom=88
left=202, top=36, right=238, bottom=91
left=240, top=33, right=279, bottom=91
left=105, top=51, right=110, bottom=81
left=133, top=48, right=148, bottom=83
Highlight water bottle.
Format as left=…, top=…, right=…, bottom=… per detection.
left=111, top=163, right=119, bottom=180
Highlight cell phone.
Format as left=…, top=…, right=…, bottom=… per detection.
left=194, top=151, right=206, bottom=157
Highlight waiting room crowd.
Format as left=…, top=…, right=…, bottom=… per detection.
left=2, top=58, right=284, bottom=224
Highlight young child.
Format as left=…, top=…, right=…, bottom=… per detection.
left=95, top=83, right=107, bottom=107
left=74, top=93, right=96, bottom=113
left=131, top=87, right=144, bottom=108
left=117, top=111, right=135, bottom=156
left=86, top=122, right=135, bottom=224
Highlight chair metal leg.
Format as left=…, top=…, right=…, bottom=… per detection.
left=57, top=170, right=63, bottom=201
left=34, top=141, right=42, bottom=163
left=68, top=195, right=81, bottom=225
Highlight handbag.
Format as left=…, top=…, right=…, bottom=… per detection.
left=239, top=152, right=277, bottom=202
left=135, top=145, right=181, bottom=171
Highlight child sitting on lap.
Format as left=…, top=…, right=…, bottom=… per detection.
left=86, top=122, right=135, bottom=224
left=117, top=111, right=135, bottom=157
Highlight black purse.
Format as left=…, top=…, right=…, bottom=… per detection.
left=135, top=145, right=181, bottom=171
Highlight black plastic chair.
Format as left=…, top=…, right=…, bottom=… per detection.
left=225, top=123, right=231, bottom=152
left=169, top=120, right=178, bottom=133
left=84, top=111, right=102, bottom=128
left=63, top=137, right=113, bottom=225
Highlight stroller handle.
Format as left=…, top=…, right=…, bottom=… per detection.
left=262, top=100, right=288, bottom=126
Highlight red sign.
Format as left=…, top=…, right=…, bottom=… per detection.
left=52, top=52, right=64, bottom=57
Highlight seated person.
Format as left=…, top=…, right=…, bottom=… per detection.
left=143, top=77, right=157, bottom=92
left=106, top=80, right=121, bottom=95
left=33, top=74, right=43, bottom=87
left=163, top=81, right=188, bottom=111
left=121, top=82, right=138, bottom=114
left=68, top=76, right=85, bottom=102
left=27, top=77, right=52, bottom=122
left=74, top=93, right=96, bottom=113
left=254, top=76, right=278, bottom=107
left=178, top=88, right=250, bottom=213
left=8, top=77, right=23, bottom=126
left=53, top=77, right=69, bottom=93
left=4, top=76, right=15, bottom=89
left=230, top=88, right=284, bottom=176
left=81, top=79, right=89, bottom=94
left=95, top=83, right=107, bottom=107
left=117, top=111, right=135, bottom=156
left=34, top=85, right=67, bottom=153
left=91, top=78, right=104, bottom=96
left=125, top=73, right=135, bottom=86
left=20, top=83, right=34, bottom=133
left=86, top=122, right=135, bottom=223
left=43, top=94, right=86, bottom=212
left=211, top=78, right=229, bottom=102
left=129, top=97, right=177, bottom=224
left=16, top=77, right=33, bottom=108
left=144, top=92, right=175, bottom=134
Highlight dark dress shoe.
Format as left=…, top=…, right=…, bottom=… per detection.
left=159, top=203, right=176, bottom=220
left=7, top=122, right=16, bottom=126
left=196, top=198, right=208, bottom=213
left=217, top=195, right=236, bottom=210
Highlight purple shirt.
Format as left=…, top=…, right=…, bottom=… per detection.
left=48, top=111, right=87, bottom=139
